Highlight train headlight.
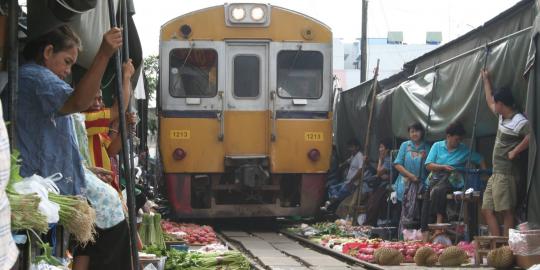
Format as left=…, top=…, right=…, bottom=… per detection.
left=307, top=148, right=321, bottom=162
left=225, top=4, right=270, bottom=27
left=173, top=148, right=187, bottom=161
left=251, top=7, right=265, bottom=21
left=231, top=7, right=246, bottom=21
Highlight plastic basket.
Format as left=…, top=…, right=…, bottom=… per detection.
left=140, top=256, right=166, bottom=270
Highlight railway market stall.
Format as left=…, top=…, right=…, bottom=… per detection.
left=332, top=0, right=540, bottom=268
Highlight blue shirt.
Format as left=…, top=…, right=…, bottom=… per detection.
left=16, top=63, right=86, bottom=195
left=425, top=140, right=483, bottom=188
left=393, top=140, right=430, bottom=202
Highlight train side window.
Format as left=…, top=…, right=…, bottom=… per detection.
left=234, top=55, right=260, bottom=98
left=169, top=49, right=218, bottom=98
left=277, top=51, right=323, bottom=99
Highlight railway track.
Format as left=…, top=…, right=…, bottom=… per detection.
left=213, top=218, right=375, bottom=270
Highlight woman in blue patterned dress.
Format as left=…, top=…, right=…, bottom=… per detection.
left=394, top=122, right=430, bottom=231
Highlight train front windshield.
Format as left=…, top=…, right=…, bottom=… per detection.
left=169, top=49, right=218, bottom=98
left=277, top=50, right=323, bottom=99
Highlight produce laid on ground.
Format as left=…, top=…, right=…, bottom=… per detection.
left=341, top=240, right=448, bottom=263
left=143, top=244, right=250, bottom=270
left=287, top=221, right=482, bottom=267
left=487, top=246, right=514, bottom=269
left=161, top=221, right=218, bottom=245
left=289, top=220, right=372, bottom=238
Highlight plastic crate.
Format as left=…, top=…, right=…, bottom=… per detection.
left=140, top=256, right=166, bottom=270
left=457, top=168, right=491, bottom=192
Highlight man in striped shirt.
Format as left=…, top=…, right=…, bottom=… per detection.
left=481, top=69, right=530, bottom=236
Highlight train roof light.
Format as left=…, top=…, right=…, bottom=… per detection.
left=251, top=7, right=264, bottom=21
left=225, top=4, right=271, bottom=27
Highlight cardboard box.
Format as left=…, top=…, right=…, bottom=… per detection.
left=516, top=255, right=540, bottom=269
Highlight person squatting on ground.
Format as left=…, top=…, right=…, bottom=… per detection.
left=480, top=69, right=530, bottom=237
left=364, top=140, right=394, bottom=226
left=17, top=25, right=132, bottom=270
left=322, top=139, right=365, bottom=212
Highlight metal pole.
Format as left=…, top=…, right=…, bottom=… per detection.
left=360, top=0, right=368, bottom=83
left=120, top=0, right=137, bottom=198
left=107, top=0, right=139, bottom=269
left=456, top=45, right=489, bottom=243
left=349, top=59, right=380, bottom=224
left=7, top=0, right=18, bottom=149
left=424, top=67, right=438, bottom=140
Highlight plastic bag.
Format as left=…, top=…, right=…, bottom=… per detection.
left=30, top=261, right=65, bottom=270
left=402, top=229, right=422, bottom=241
left=14, top=174, right=61, bottom=223
left=509, top=228, right=540, bottom=256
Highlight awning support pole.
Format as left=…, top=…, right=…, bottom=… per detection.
left=107, top=0, right=140, bottom=269
left=349, top=59, right=380, bottom=225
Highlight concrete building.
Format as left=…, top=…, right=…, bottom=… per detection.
left=333, top=32, right=441, bottom=90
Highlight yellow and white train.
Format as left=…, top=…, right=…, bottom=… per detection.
left=158, top=3, right=333, bottom=218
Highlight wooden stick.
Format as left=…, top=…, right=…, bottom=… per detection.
left=348, top=59, right=380, bottom=224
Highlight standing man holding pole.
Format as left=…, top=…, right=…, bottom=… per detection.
left=480, top=69, right=530, bottom=237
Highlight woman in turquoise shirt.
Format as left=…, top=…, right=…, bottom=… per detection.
left=421, top=122, right=486, bottom=239
left=394, top=122, right=430, bottom=229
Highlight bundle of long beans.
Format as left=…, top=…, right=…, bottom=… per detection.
left=8, top=192, right=49, bottom=233
left=48, top=193, right=96, bottom=246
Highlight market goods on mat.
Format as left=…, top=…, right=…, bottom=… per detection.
left=343, top=240, right=447, bottom=263
left=290, top=222, right=372, bottom=238
left=374, top=247, right=403, bottom=265
left=438, top=246, right=469, bottom=266
left=143, top=246, right=250, bottom=270
left=487, top=246, right=514, bottom=269
left=48, top=193, right=96, bottom=245
left=414, top=246, right=438, bottom=266
left=161, top=221, right=217, bottom=245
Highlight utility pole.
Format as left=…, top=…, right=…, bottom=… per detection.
left=361, top=0, right=368, bottom=82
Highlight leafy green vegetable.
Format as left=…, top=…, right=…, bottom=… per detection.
left=143, top=246, right=250, bottom=270
left=34, top=243, right=63, bottom=266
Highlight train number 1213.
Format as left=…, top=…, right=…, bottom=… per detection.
left=304, top=132, right=323, bottom=141
left=170, top=130, right=191, bottom=139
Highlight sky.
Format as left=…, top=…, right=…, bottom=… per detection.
left=132, top=0, right=522, bottom=57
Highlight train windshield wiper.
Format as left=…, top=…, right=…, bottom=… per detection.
left=180, top=42, right=195, bottom=70
left=288, top=44, right=303, bottom=71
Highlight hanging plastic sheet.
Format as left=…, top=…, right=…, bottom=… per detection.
left=526, top=7, right=540, bottom=225
left=391, top=30, right=531, bottom=141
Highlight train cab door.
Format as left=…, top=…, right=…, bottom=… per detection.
left=224, top=43, right=269, bottom=157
